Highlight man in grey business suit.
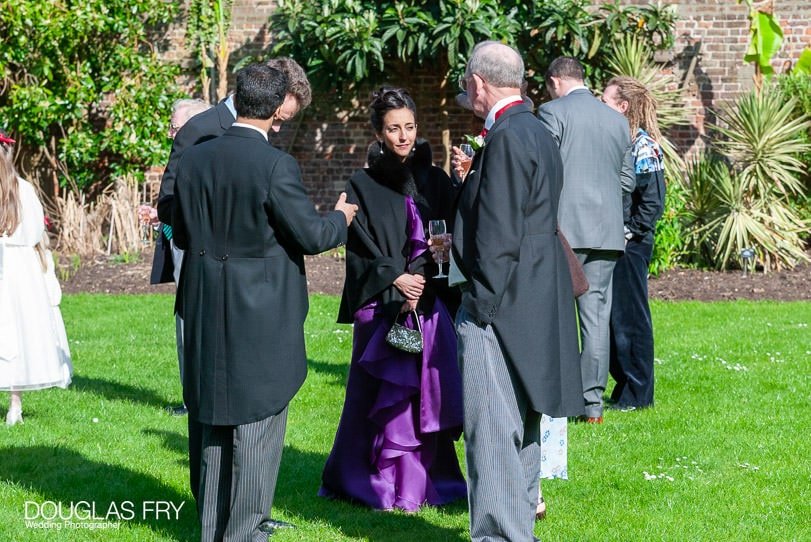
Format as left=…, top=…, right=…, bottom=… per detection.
left=452, top=41, right=583, bottom=541
left=538, top=57, right=635, bottom=423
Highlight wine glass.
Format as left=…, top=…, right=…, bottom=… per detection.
left=458, top=143, right=475, bottom=179
left=429, top=220, right=448, bottom=278
left=138, top=204, right=153, bottom=245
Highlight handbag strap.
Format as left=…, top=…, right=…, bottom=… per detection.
left=394, top=309, right=422, bottom=333
left=411, top=310, right=422, bottom=334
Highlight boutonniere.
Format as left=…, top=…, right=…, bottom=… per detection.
left=464, top=134, right=485, bottom=151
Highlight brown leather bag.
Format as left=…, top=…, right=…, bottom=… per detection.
left=557, top=228, right=589, bottom=298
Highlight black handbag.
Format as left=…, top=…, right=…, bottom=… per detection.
left=385, top=310, right=423, bottom=353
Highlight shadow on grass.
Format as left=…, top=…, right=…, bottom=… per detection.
left=71, top=374, right=168, bottom=410
left=143, top=428, right=189, bottom=471
left=0, top=445, right=198, bottom=542
left=274, top=445, right=468, bottom=541
left=306, top=358, right=349, bottom=387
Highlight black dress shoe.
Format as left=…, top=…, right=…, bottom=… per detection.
left=165, top=404, right=188, bottom=416
left=258, top=519, right=296, bottom=534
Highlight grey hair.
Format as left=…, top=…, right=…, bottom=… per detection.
left=466, top=41, right=524, bottom=88
left=172, top=98, right=212, bottom=124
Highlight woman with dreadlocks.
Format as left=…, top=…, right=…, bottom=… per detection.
left=600, top=77, right=666, bottom=411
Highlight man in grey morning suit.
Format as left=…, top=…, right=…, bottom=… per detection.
left=172, top=64, right=357, bottom=541
left=538, top=57, right=635, bottom=422
left=452, top=42, right=584, bottom=541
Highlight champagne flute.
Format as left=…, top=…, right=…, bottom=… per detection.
left=458, top=143, right=475, bottom=179
left=429, top=220, right=448, bottom=278
left=138, top=204, right=152, bottom=245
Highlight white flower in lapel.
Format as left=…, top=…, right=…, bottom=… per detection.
left=464, top=134, right=485, bottom=151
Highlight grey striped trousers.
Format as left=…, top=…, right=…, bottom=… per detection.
left=456, top=306, right=541, bottom=542
left=197, top=407, right=288, bottom=542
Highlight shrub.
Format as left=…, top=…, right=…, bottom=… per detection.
left=651, top=180, right=689, bottom=276
left=0, top=1, right=181, bottom=193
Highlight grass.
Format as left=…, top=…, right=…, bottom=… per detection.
left=1, top=294, right=809, bottom=541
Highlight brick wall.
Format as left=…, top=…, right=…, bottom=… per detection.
left=154, top=0, right=811, bottom=209
left=625, top=0, right=811, bottom=154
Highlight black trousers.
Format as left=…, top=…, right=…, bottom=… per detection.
left=609, top=237, right=655, bottom=408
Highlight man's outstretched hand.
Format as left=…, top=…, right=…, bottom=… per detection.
left=334, top=192, right=358, bottom=226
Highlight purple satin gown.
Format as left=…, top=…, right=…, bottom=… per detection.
left=319, top=196, right=467, bottom=511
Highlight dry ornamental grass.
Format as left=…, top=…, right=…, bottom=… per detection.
left=53, top=177, right=149, bottom=257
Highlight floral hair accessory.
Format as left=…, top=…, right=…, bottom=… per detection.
left=464, top=133, right=485, bottom=151
left=0, top=133, right=15, bottom=146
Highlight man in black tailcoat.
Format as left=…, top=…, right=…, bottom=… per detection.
left=172, top=64, right=357, bottom=541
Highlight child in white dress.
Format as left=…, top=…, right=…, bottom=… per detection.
left=0, top=131, right=72, bottom=426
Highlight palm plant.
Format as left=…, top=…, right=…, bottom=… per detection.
left=713, top=89, right=809, bottom=196
left=688, top=87, right=811, bottom=270
left=681, top=153, right=730, bottom=265
left=187, top=0, right=234, bottom=103
left=606, top=35, right=687, bottom=177
left=702, top=162, right=790, bottom=270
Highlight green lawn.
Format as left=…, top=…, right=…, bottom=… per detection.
left=1, top=295, right=809, bottom=541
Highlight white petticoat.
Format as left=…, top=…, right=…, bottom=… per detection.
left=540, top=414, right=568, bottom=480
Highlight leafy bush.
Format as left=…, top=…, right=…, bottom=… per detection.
left=269, top=0, right=677, bottom=98
left=680, top=153, right=729, bottom=267
left=0, top=1, right=181, bottom=191
left=270, top=0, right=517, bottom=97
left=650, top=180, right=689, bottom=276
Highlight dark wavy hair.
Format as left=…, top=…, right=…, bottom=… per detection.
left=234, top=64, right=288, bottom=120
left=369, top=87, right=417, bottom=134
left=266, top=57, right=312, bottom=109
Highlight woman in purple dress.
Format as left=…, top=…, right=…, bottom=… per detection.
left=319, top=87, right=466, bottom=512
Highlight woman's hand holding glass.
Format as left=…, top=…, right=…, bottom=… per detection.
left=137, top=204, right=159, bottom=244
left=137, top=204, right=159, bottom=226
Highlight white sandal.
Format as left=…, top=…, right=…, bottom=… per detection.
left=5, top=406, right=23, bottom=426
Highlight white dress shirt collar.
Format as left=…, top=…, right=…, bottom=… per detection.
left=232, top=122, right=268, bottom=141
left=484, top=95, right=523, bottom=131
left=224, top=95, right=237, bottom=119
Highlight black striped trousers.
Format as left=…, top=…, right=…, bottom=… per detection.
left=456, top=306, right=541, bottom=542
left=196, top=407, right=288, bottom=542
